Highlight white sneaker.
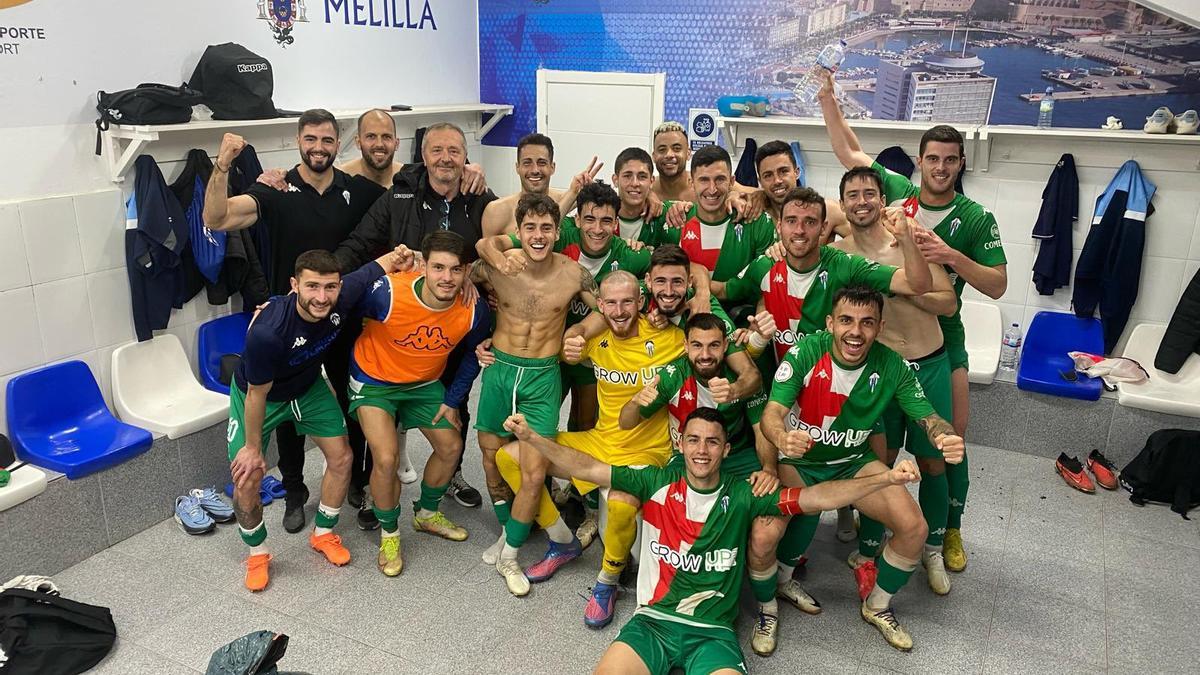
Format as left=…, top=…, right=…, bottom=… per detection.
left=923, top=548, right=952, bottom=596
left=750, top=608, right=779, bottom=656
left=576, top=510, right=599, bottom=549
left=836, top=506, right=857, bottom=543
left=1176, top=109, right=1198, bottom=135
left=397, top=443, right=418, bottom=484
left=496, top=558, right=530, bottom=597
left=481, top=533, right=506, bottom=565
left=1144, top=106, right=1176, bottom=134
left=776, top=578, right=822, bottom=615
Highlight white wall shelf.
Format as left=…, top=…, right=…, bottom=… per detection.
left=717, top=114, right=1200, bottom=173
left=100, top=103, right=513, bottom=183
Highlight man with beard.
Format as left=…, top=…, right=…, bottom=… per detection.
left=204, top=110, right=395, bottom=534
left=504, top=407, right=919, bottom=675
left=819, top=71, right=1008, bottom=573
left=481, top=133, right=600, bottom=237
left=830, top=167, right=959, bottom=596
left=348, top=232, right=490, bottom=577
left=334, top=121, right=498, bottom=515
left=340, top=109, right=488, bottom=192
left=650, top=121, right=693, bottom=202
left=761, top=286, right=964, bottom=651
left=225, top=247, right=405, bottom=592
left=469, top=194, right=600, bottom=598
left=751, top=140, right=848, bottom=241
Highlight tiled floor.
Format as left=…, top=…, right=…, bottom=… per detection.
left=56, top=437, right=1200, bottom=674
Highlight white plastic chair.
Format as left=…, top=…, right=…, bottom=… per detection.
left=960, top=300, right=1002, bottom=384
left=111, top=334, right=229, bottom=439
left=1117, top=323, right=1200, bottom=418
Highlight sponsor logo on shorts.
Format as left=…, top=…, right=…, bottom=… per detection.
left=396, top=325, right=452, bottom=351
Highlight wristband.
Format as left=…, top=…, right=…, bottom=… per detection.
left=748, top=331, right=771, bottom=350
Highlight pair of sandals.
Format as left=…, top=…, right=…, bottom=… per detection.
left=224, top=476, right=288, bottom=505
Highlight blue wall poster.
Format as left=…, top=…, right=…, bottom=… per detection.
left=479, top=1, right=1200, bottom=147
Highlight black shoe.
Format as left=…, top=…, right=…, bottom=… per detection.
left=357, top=505, right=380, bottom=531
left=446, top=471, right=482, bottom=509
left=347, top=483, right=365, bottom=510
left=282, top=486, right=309, bottom=533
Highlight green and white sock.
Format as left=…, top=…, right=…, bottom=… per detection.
left=313, top=502, right=340, bottom=536
left=239, top=521, right=267, bottom=555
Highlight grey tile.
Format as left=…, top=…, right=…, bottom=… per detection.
left=997, top=547, right=1105, bottom=609
left=1009, top=457, right=1105, bottom=527
left=1104, top=405, right=1200, bottom=468
left=177, top=423, right=233, bottom=491
left=352, top=649, right=428, bottom=674
left=753, top=638, right=859, bottom=674
left=856, top=663, right=903, bottom=675
left=89, top=638, right=202, bottom=674
left=0, top=472, right=107, bottom=578
left=858, top=611, right=988, bottom=674
left=97, top=436, right=184, bottom=545
left=1106, top=612, right=1200, bottom=671
left=967, top=382, right=1027, bottom=452
left=900, top=572, right=996, bottom=635
left=1105, top=562, right=1200, bottom=620
left=982, top=635, right=1103, bottom=675
left=990, top=587, right=1106, bottom=667
left=1101, top=494, right=1200, bottom=548
left=1014, top=391, right=1113, bottom=461
left=1003, top=511, right=1106, bottom=567
left=1103, top=531, right=1200, bottom=574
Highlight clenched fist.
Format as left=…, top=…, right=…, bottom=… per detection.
left=779, top=429, right=813, bottom=458
left=708, top=377, right=733, bottom=404
left=217, top=133, right=246, bottom=172
left=503, top=414, right=534, bottom=442
left=562, top=334, right=587, bottom=364
left=747, top=310, right=777, bottom=341
left=888, top=459, right=921, bottom=485
left=500, top=249, right=527, bottom=277
left=632, top=374, right=660, bottom=407
left=936, top=433, right=965, bottom=465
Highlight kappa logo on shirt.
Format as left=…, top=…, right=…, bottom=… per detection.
left=371, top=278, right=385, bottom=291
left=682, top=390, right=694, bottom=401
left=773, top=273, right=784, bottom=283
left=330, top=313, right=341, bottom=326
left=394, top=193, right=415, bottom=199
left=816, top=369, right=829, bottom=380
left=342, top=190, right=351, bottom=205
left=292, top=337, right=307, bottom=349
left=600, top=339, right=609, bottom=349
left=396, top=326, right=452, bottom=351
left=671, top=491, right=685, bottom=504
left=684, top=231, right=699, bottom=240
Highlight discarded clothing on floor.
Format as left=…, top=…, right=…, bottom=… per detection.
left=0, top=587, right=116, bottom=674
left=0, top=576, right=58, bottom=595
left=1120, top=429, right=1200, bottom=517
left=206, top=630, right=311, bottom=675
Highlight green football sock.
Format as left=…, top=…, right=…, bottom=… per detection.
left=416, top=481, right=449, bottom=515
left=946, top=452, right=970, bottom=529
left=373, top=505, right=401, bottom=534
left=749, top=567, right=778, bottom=604
left=313, top=503, right=340, bottom=531
left=919, top=470, right=950, bottom=547
left=858, top=514, right=886, bottom=558
left=493, top=500, right=511, bottom=527
left=239, top=521, right=267, bottom=547
left=875, top=547, right=918, bottom=595
left=778, top=513, right=819, bottom=566
left=504, top=518, right=532, bottom=549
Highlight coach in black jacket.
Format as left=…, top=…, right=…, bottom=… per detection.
left=334, top=122, right=497, bottom=270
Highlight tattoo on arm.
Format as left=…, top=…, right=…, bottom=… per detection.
left=580, top=265, right=599, bottom=296
left=917, top=414, right=955, bottom=443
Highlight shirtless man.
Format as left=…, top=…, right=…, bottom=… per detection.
left=470, top=193, right=600, bottom=595
left=650, top=121, right=694, bottom=202
left=831, top=166, right=959, bottom=596
left=481, top=133, right=601, bottom=237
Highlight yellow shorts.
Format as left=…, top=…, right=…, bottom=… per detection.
left=555, top=429, right=670, bottom=495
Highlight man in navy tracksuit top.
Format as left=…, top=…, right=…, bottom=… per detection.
left=227, top=246, right=404, bottom=592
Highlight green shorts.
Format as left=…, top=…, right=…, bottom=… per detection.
left=346, top=378, right=454, bottom=431
left=614, top=612, right=745, bottom=675
left=560, top=361, right=597, bottom=388
left=474, top=348, right=562, bottom=438
left=784, top=451, right=876, bottom=485
left=668, top=448, right=762, bottom=482
left=226, top=378, right=347, bottom=461
left=939, top=316, right=969, bottom=371
left=882, top=348, right=954, bottom=458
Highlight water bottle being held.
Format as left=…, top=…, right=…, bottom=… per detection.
left=999, top=322, right=1023, bottom=372
left=1037, top=87, right=1055, bottom=129
left=795, top=40, right=848, bottom=105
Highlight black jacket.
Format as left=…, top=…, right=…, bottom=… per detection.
left=333, top=163, right=497, bottom=271
left=1121, top=429, right=1200, bottom=516
left=1032, top=153, right=1077, bottom=296
left=1156, top=267, right=1200, bottom=374
left=125, top=154, right=189, bottom=341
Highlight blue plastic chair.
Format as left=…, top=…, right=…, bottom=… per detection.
left=6, top=361, right=153, bottom=479
left=1016, top=311, right=1104, bottom=401
left=197, top=312, right=253, bottom=395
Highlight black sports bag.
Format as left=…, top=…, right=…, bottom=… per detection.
left=189, top=43, right=278, bottom=120
left=0, top=589, right=117, bottom=675
left=94, top=82, right=203, bottom=154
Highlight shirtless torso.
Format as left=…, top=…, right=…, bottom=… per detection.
left=482, top=189, right=570, bottom=237
left=831, top=225, right=953, bottom=360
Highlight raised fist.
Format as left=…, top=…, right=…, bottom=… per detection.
left=217, top=133, right=247, bottom=171
left=780, top=429, right=812, bottom=458
left=709, top=377, right=733, bottom=404
left=562, top=334, right=587, bottom=363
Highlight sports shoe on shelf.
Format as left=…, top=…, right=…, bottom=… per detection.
left=576, top=509, right=600, bottom=549
left=244, top=553, right=271, bottom=592
left=282, top=486, right=310, bottom=534
left=776, top=578, right=822, bottom=615
left=447, top=471, right=482, bottom=508
left=525, top=537, right=583, bottom=583
left=1086, top=449, right=1119, bottom=490
left=1175, top=109, right=1198, bottom=135
left=943, top=528, right=967, bottom=572
left=174, top=494, right=216, bottom=535
left=413, top=511, right=468, bottom=541
left=397, top=442, right=418, bottom=485
left=1100, top=116, right=1123, bottom=130
left=191, top=487, right=235, bottom=523
left=861, top=602, right=913, bottom=651
left=922, top=548, right=952, bottom=596
left=377, top=536, right=403, bottom=577
left=1143, top=106, right=1176, bottom=134
left=1055, top=453, right=1096, bottom=494
left=750, top=608, right=779, bottom=657
left=496, top=558, right=530, bottom=597
left=310, top=532, right=351, bottom=566
left=836, top=506, right=858, bottom=543
left=847, top=552, right=878, bottom=601
left=584, top=582, right=618, bottom=628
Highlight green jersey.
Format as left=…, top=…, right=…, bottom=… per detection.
left=872, top=161, right=1006, bottom=331
left=723, top=247, right=896, bottom=362
left=611, top=464, right=805, bottom=631
left=639, top=356, right=765, bottom=457
left=768, top=331, right=933, bottom=465
left=659, top=206, right=776, bottom=282
left=639, top=283, right=736, bottom=337
left=617, top=200, right=671, bottom=247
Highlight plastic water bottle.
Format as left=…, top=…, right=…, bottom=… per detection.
left=999, top=323, right=1022, bottom=372
left=795, top=40, right=848, bottom=104
left=1037, top=87, right=1055, bottom=129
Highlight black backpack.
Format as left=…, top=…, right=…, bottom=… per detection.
left=1120, top=429, right=1200, bottom=517
left=94, top=83, right=203, bottom=153
left=189, top=43, right=278, bottom=120
left=0, top=589, right=117, bottom=675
